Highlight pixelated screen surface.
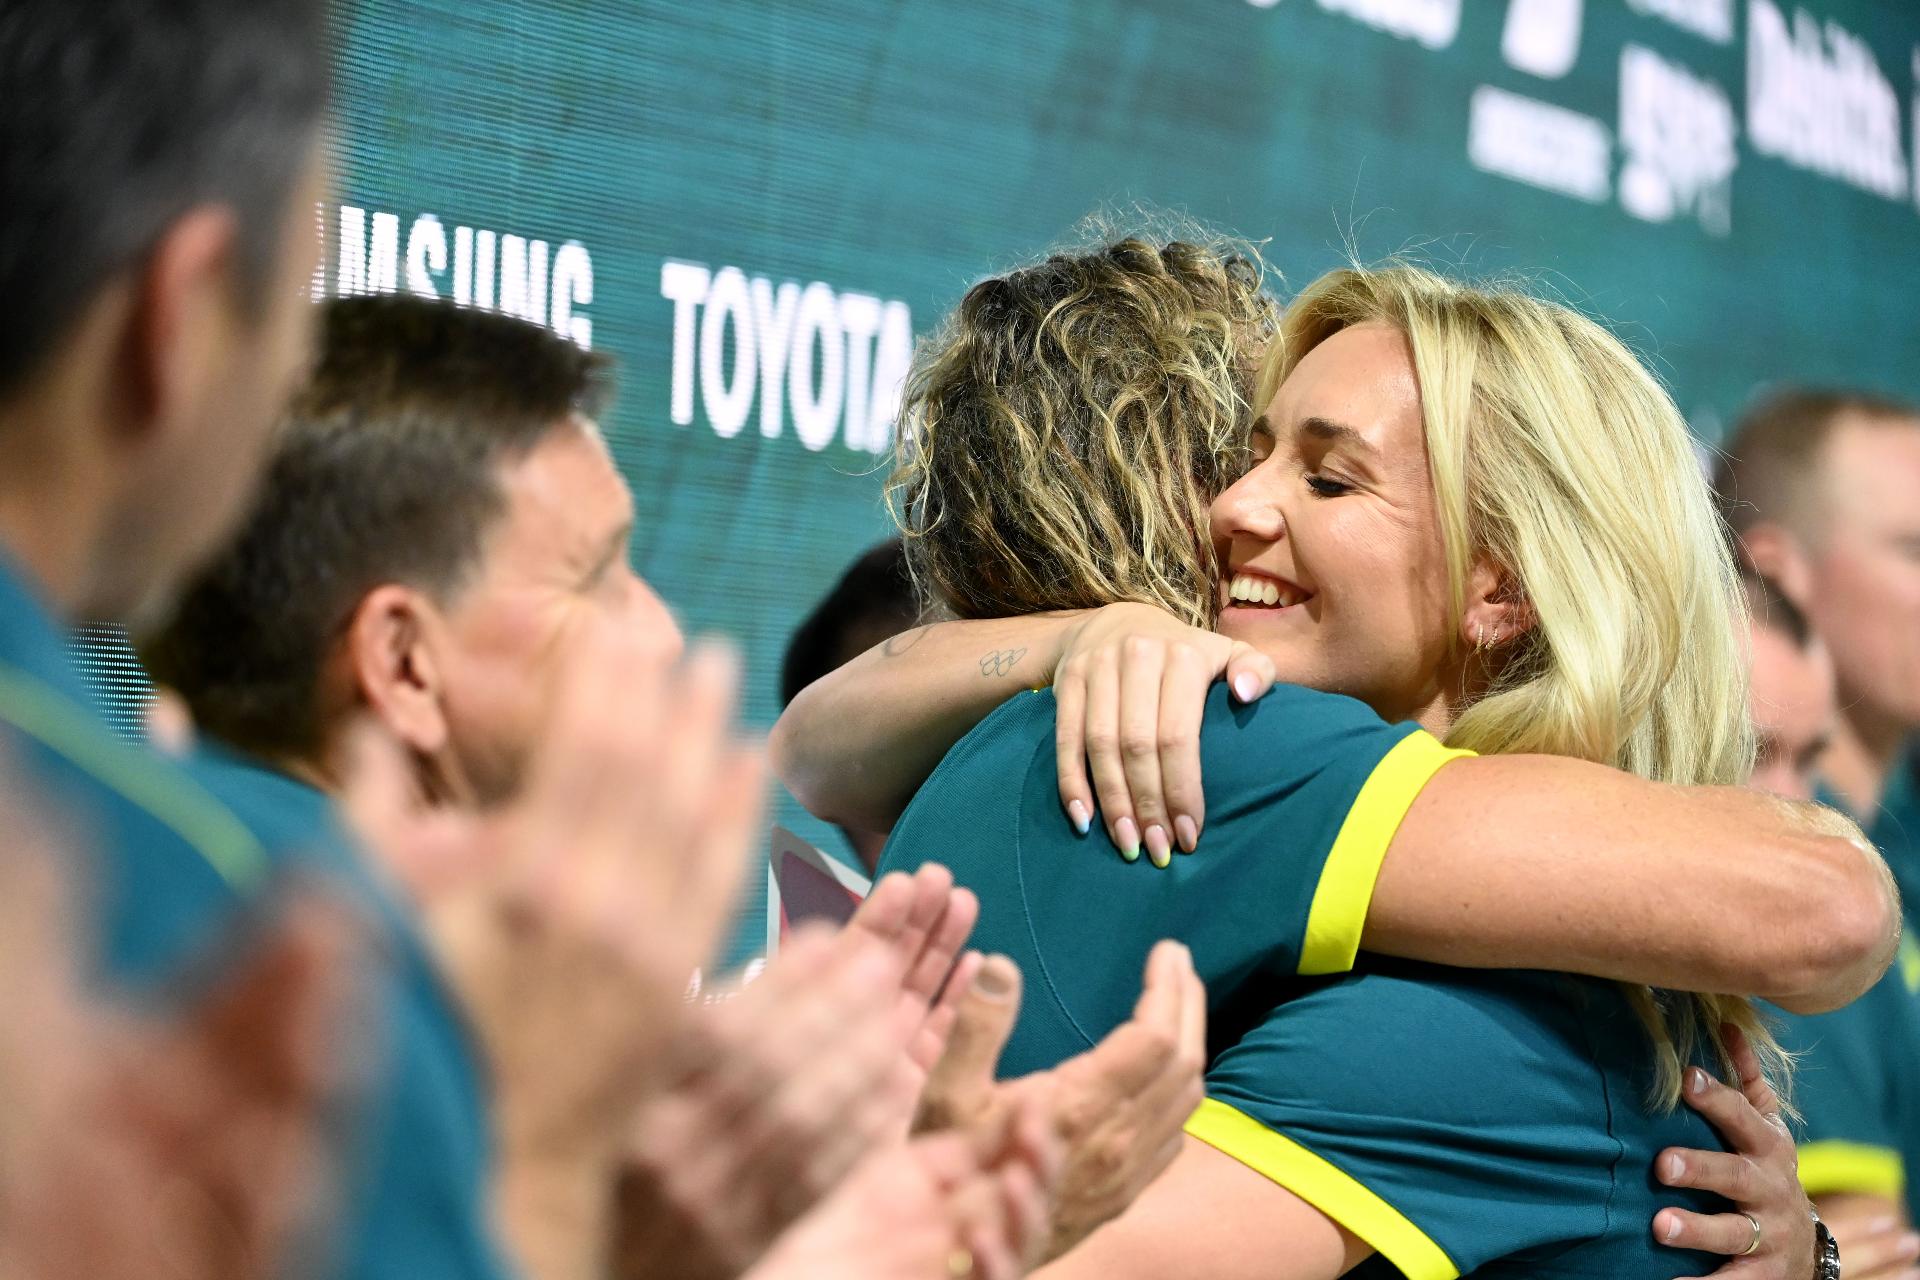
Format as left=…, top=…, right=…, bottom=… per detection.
left=78, top=0, right=1920, bottom=965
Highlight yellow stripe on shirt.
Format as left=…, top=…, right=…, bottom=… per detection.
left=1187, top=1097, right=1460, bottom=1280
left=0, top=664, right=266, bottom=889
left=1298, top=731, right=1474, bottom=975
left=1798, top=1140, right=1905, bottom=1201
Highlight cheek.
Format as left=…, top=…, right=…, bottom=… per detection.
left=1319, top=510, right=1446, bottom=646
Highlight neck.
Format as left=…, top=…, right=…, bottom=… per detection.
left=0, top=477, right=115, bottom=622
left=0, top=367, right=121, bottom=620
left=1822, top=694, right=1910, bottom=819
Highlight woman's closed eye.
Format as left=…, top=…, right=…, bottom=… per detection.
left=1305, top=472, right=1353, bottom=498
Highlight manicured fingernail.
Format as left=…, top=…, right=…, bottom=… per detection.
left=1661, top=1153, right=1683, bottom=1182
left=1068, top=799, right=1092, bottom=836
left=1687, top=1068, right=1708, bottom=1095
left=1114, top=817, right=1141, bottom=862
left=1232, top=673, right=1259, bottom=702
left=1174, top=815, right=1199, bottom=853
left=1145, top=824, right=1171, bottom=869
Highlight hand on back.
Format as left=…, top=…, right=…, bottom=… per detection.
left=1051, top=603, right=1272, bottom=866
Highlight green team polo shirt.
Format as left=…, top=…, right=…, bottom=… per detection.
left=0, top=554, right=513, bottom=1280
left=1773, top=745, right=1920, bottom=1221
left=878, top=683, right=1465, bottom=1079
left=879, top=683, right=1733, bottom=1277
left=1192, top=963, right=1734, bottom=1277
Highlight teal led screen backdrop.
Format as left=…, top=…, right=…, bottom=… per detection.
left=86, top=0, right=1920, bottom=965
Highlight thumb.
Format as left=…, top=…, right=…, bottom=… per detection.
left=917, top=954, right=1022, bottom=1133
left=1224, top=642, right=1275, bottom=704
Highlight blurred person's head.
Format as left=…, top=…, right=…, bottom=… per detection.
left=780, top=540, right=919, bottom=870
left=1739, top=567, right=1836, bottom=802
left=893, top=229, right=1278, bottom=631
left=1715, top=389, right=1920, bottom=741
left=143, top=294, right=681, bottom=809
left=0, top=0, right=331, bottom=628
left=895, top=246, right=1765, bottom=1106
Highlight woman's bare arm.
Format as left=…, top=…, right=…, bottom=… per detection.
left=1033, top=1137, right=1366, bottom=1280
left=770, top=614, right=1083, bottom=831
left=1372, top=755, right=1898, bottom=1014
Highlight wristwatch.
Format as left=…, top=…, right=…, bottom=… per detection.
left=1811, top=1207, right=1841, bottom=1280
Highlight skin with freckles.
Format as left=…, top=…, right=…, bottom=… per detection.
left=1212, top=324, right=1461, bottom=732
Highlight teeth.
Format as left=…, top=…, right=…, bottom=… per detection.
left=1228, top=573, right=1305, bottom=608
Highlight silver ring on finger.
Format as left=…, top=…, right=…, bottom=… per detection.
left=1741, top=1212, right=1762, bottom=1257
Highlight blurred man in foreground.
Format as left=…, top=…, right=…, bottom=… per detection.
left=148, top=292, right=1201, bottom=1277
left=1737, top=563, right=1920, bottom=1277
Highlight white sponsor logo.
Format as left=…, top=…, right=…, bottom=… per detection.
left=660, top=260, right=912, bottom=455
left=1618, top=45, right=1737, bottom=234
left=1503, top=0, right=1584, bottom=80
left=1245, top=0, right=1460, bottom=50
left=1747, top=1, right=1908, bottom=201
left=1316, top=0, right=1460, bottom=49
left=322, top=205, right=596, bottom=348
left=1626, top=0, right=1734, bottom=44
left=1468, top=85, right=1612, bottom=202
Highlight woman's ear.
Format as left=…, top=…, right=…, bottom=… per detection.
left=1459, top=557, right=1537, bottom=652
left=342, top=584, right=451, bottom=756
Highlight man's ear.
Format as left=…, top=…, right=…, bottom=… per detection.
left=1739, top=522, right=1814, bottom=608
left=1459, top=557, right=1537, bottom=652
left=116, top=206, right=241, bottom=446
left=342, top=584, right=451, bottom=756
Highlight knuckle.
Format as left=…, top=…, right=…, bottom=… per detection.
left=1123, top=636, right=1161, bottom=664
left=1084, top=729, right=1118, bottom=755
left=1118, top=733, right=1158, bottom=761
left=1136, top=1027, right=1177, bottom=1065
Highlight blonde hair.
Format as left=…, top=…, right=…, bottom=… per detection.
left=890, top=225, right=1276, bottom=628
left=1266, top=263, right=1779, bottom=1109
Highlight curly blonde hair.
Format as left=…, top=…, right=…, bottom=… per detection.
left=889, top=225, right=1277, bottom=627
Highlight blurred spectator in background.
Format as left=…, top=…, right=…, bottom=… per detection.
left=1716, top=389, right=1920, bottom=895
left=781, top=540, right=921, bottom=871
left=1740, top=567, right=1835, bottom=804
left=1724, top=408, right=1920, bottom=1275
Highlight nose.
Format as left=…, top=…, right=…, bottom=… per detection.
left=627, top=570, right=684, bottom=662
left=1210, top=467, right=1287, bottom=546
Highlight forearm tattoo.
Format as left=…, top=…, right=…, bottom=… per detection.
left=978, top=647, right=1027, bottom=678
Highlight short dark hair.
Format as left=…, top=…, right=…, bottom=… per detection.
left=1713, top=387, right=1919, bottom=537
left=781, top=541, right=918, bottom=706
left=0, top=0, right=331, bottom=396
left=142, top=293, right=613, bottom=761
